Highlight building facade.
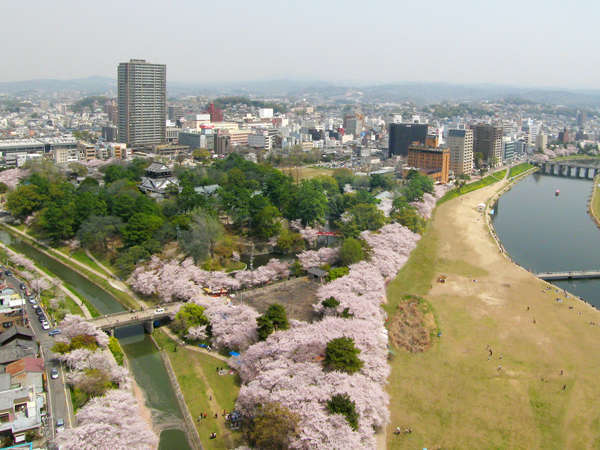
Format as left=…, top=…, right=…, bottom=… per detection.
left=447, top=129, right=473, bottom=176
left=472, top=124, right=503, bottom=168
left=389, top=123, right=428, bottom=157
left=118, top=59, right=166, bottom=148
left=407, top=144, right=450, bottom=183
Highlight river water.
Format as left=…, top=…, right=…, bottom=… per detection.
left=0, top=230, right=190, bottom=450
left=492, top=173, right=600, bottom=308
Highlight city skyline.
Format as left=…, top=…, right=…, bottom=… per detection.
left=2, top=0, right=600, bottom=89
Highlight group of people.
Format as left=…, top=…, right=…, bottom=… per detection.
left=393, top=426, right=412, bottom=435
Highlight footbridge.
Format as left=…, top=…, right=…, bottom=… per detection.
left=531, top=161, right=600, bottom=179
left=91, top=303, right=182, bottom=334
left=535, top=270, right=600, bottom=281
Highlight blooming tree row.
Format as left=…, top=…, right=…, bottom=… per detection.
left=54, top=315, right=157, bottom=449
left=0, top=168, right=29, bottom=189
left=128, top=256, right=290, bottom=302
left=8, top=252, right=36, bottom=272
left=55, top=389, right=158, bottom=449
left=290, top=219, right=320, bottom=247
left=235, top=222, right=422, bottom=448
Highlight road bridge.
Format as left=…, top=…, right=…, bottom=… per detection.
left=91, top=303, right=182, bottom=334
left=531, top=161, right=600, bottom=179
left=535, top=270, right=600, bottom=281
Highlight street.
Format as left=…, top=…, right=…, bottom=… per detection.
left=2, top=269, right=73, bottom=441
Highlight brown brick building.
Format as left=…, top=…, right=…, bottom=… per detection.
left=407, top=144, right=450, bottom=183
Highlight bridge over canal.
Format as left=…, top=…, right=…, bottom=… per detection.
left=91, top=303, right=183, bottom=334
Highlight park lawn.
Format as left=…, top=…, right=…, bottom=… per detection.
left=509, top=162, right=534, bottom=178
left=281, top=166, right=334, bottom=181
left=153, top=329, right=242, bottom=450
left=385, top=180, right=600, bottom=449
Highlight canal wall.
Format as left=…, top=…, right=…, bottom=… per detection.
left=153, top=335, right=203, bottom=450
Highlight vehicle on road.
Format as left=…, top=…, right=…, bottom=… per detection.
left=48, top=329, right=61, bottom=336
left=19, top=283, right=26, bottom=290
left=56, top=418, right=64, bottom=432
left=155, top=307, right=165, bottom=313
left=29, top=297, right=37, bottom=304
left=4, top=270, right=11, bottom=276
left=50, top=368, right=59, bottom=379
left=42, top=322, right=50, bottom=330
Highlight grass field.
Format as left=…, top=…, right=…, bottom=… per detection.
left=439, top=169, right=507, bottom=204
left=68, top=248, right=111, bottom=277
left=591, top=176, right=600, bottom=225
left=281, top=166, right=334, bottom=181
left=385, top=179, right=600, bottom=449
left=509, top=162, right=534, bottom=178
left=153, top=329, right=242, bottom=449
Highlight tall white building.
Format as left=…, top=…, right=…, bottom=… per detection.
left=447, top=128, right=473, bottom=176
left=118, top=59, right=166, bottom=148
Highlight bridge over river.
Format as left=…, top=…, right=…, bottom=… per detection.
left=531, top=161, right=600, bottom=179
left=91, top=303, right=183, bottom=334
left=535, top=271, right=600, bottom=281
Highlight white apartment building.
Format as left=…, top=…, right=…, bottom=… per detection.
left=447, top=128, right=474, bottom=176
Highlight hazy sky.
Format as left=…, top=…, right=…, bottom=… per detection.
left=2, top=0, right=599, bottom=88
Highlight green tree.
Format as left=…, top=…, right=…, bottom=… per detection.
left=324, top=337, right=364, bottom=374
left=114, top=245, right=150, bottom=277
left=175, top=303, right=209, bottom=329
left=245, top=402, right=300, bottom=450
left=178, top=210, right=223, bottom=262
left=6, top=185, right=44, bottom=219
left=390, top=199, right=425, bottom=234
left=77, top=216, right=123, bottom=251
left=252, top=205, right=281, bottom=239
left=321, top=296, right=340, bottom=308
left=0, top=182, right=8, bottom=194
left=257, top=304, right=289, bottom=340
left=122, top=213, right=164, bottom=246
left=348, top=203, right=386, bottom=231
left=290, top=180, right=328, bottom=226
left=327, top=393, right=359, bottom=430
left=339, top=238, right=364, bottom=266
left=276, top=228, right=305, bottom=254
left=38, top=202, right=77, bottom=242
left=327, top=267, right=349, bottom=282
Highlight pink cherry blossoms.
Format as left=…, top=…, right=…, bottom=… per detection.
left=410, top=192, right=437, bottom=219
left=59, top=314, right=110, bottom=348
left=290, top=219, right=319, bottom=247
left=128, top=257, right=290, bottom=302
left=30, top=278, right=51, bottom=294
left=185, top=325, right=208, bottom=341
left=54, top=389, right=158, bottom=449
left=0, top=168, right=29, bottom=189
left=8, top=253, right=36, bottom=272
left=60, top=348, right=128, bottom=386
left=297, top=247, right=339, bottom=270
left=235, top=222, right=422, bottom=448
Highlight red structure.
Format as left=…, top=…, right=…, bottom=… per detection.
left=207, top=103, right=224, bottom=122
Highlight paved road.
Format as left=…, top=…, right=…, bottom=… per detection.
left=1, top=268, right=73, bottom=440
left=92, top=303, right=181, bottom=330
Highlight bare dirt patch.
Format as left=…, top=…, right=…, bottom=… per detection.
left=232, top=276, right=320, bottom=322
left=389, top=295, right=437, bottom=352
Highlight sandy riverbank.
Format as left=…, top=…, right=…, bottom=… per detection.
left=386, top=177, right=600, bottom=449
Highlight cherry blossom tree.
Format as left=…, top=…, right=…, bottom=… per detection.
left=30, top=278, right=51, bottom=294
left=54, top=389, right=158, bottom=449
left=201, top=301, right=259, bottom=351
left=59, top=314, right=110, bottom=348
left=297, top=247, right=339, bottom=269
left=186, top=325, right=207, bottom=341
left=410, top=192, right=436, bottom=219
left=9, top=253, right=36, bottom=272
left=0, top=168, right=29, bottom=189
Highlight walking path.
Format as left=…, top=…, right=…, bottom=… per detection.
left=160, top=327, right=231, bottom=363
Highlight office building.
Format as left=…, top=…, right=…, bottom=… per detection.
left=388, top=123, right=428, bottom=157
left=536, top=133, right=548, bottom=151
left=447, top=129, right=473, bottom=176
left=117, top=59, right=166, bottom=148
left=407, top=144, right=450, bottom=183
left=343, top=114, right=364, bottom=137
left=472, top=124, right=503, bottom=168
left=258, top=108, right=273, bottom=119
left=502, top=138, right=517, bottom=162
left=102, top=125, right=118, bottom=142
left=207, top=103, right=223, bottom=122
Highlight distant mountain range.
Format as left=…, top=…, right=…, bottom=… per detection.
left=2, top=76, right=600, bottom=107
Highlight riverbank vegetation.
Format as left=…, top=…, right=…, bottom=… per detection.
left=509, top=162, right=534, bottom=178
left=438, top=168, right=507, bottom=204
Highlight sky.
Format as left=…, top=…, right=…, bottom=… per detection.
left=2, top=0, right=600, bottom=89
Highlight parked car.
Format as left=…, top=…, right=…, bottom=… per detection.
left=32, top=304, right=39, bottom=310
left=155, top=307, right=165, bottom=314
left=4, top=270, right=11, bottom=276
left=41, top=322, right=50, bottom=330
left=50, top=368, right=59, bottom=379
left=48, top=329, right=61, bottom=336
left=28, top=297, right=36, bottom=304
left=38, top=316, right=46, bottom=323
left=19, top=283, right=26, bottom=291
left=56, top=418, right=64, bottom=432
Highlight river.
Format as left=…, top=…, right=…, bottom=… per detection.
left=0, top=230, right=190, bottom=450
left=492, top=172, right=600, bottom=308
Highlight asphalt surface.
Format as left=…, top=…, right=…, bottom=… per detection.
left=1, top=268, right=73, bottom=440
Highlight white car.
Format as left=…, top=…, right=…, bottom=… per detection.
left=154, top=307, right=165, bottom=314
left=41, top=322, right=50, bottom=330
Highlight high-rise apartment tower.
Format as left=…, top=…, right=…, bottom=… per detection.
left=118, top=59, right=166, bottom=148
left=472, top=124, right=503, bottom=168
left=447, top=129, right=473, bottom=176
left=388, top=123, right=428, bottom=157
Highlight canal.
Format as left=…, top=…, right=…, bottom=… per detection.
left=492, top=172, right=600, bottom=308
left=0, top=230, right=190, bottom=450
